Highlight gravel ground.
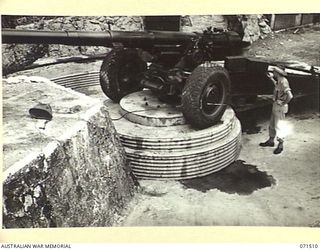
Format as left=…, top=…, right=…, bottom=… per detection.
left=244, top=24, right=320, bottom=66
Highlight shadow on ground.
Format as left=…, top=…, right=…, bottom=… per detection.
left=180, top=160, right=276, bottom=195
left=180, top=97, right=318, bottom=195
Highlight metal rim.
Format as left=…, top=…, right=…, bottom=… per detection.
left=200, top=77, right=224, bottom=116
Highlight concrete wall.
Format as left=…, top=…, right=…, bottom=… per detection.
left=2, top=77, right=136, bottom=228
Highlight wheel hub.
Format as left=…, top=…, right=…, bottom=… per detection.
left=201, top=82, right=223, bottom=115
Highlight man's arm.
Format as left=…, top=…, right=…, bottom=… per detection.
left=277, top=79, right=293, bottom=105
left=266, top=72, right=277, bottom=86
left=279, top=90, right=293, bottom=105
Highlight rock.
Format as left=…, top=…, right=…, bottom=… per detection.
left=181, top=15, right=228, bottom=32
left=89, top=20, right=100, bottom=25
left=48, top=22, right=62, bottom=30
left=2, top=43, right=48, bottom=76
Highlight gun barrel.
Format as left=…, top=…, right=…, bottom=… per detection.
left=2, top=29, right=196, bottom=48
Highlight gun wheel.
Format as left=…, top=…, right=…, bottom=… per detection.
left=181, top=65, right=231, bottom=129
left=100, top=49, right=147, bottom=102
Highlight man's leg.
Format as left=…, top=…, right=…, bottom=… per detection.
left=273, top=110, right=285, bottom=154
left=260, top=109, right=276, bottom=147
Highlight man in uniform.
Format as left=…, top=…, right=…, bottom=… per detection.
left=259, top=66, right=293, bottom=154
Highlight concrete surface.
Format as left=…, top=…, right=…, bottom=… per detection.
left=3, top=75, right=100, bottom=170
left=120, top=90, right=186, bottom=127
left=99, top=91, right=241, bottom=180
left=2, top=76, right=136, bottom=228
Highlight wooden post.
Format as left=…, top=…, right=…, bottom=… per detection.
left=270, top=14, right=276, bottom=30
left=295, top=14, right=302, bottom=26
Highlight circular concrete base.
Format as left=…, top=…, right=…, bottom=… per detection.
left=126, top=120, right=241, bottom=179
left=116, top=105, right=236, bottom=151
left=105, top=96, right=242, bottom=180
left=53, top=72, right=242, bottom=180
left=120, top=90, right=186, bottom=127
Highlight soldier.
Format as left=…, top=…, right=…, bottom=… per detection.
left=260, top=66, right=293, bottom=154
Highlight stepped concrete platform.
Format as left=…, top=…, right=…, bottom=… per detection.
left=105, top=90, right=242, bottom=180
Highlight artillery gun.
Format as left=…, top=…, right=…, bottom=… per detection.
left=2, top=25, right=250, bottom=128
left=3, top=24, right=318, bottom=128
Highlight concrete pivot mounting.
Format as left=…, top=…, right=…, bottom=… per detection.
left=51, top=72, right=242, bottom=180
left=109, top=90, right=242, bottom=180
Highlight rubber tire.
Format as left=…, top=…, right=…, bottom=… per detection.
left=100, top=49, right=147, bottom=102
left=181, top=65, right=231, bottom=129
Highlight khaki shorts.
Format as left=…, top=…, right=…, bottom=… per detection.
left=272, top=103, right=288, bottom=119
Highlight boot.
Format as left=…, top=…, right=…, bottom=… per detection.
left=274, top=141, right=284, bottom=154
left=259, top=138, right=275, bottom=147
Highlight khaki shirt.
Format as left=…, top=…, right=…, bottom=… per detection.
left=272, top=77, right=291, bottom=116
left=273, top=77, right=291, bottom=102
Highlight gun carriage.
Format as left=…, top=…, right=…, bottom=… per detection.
left=2, top=22, right=318, bottom=128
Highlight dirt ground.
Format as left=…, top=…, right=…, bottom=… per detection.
left=244, top=24, right=320, bottom=66
left=116, top=102, right=320, bottom=227
left=4, top=23, right=320, bottom=227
